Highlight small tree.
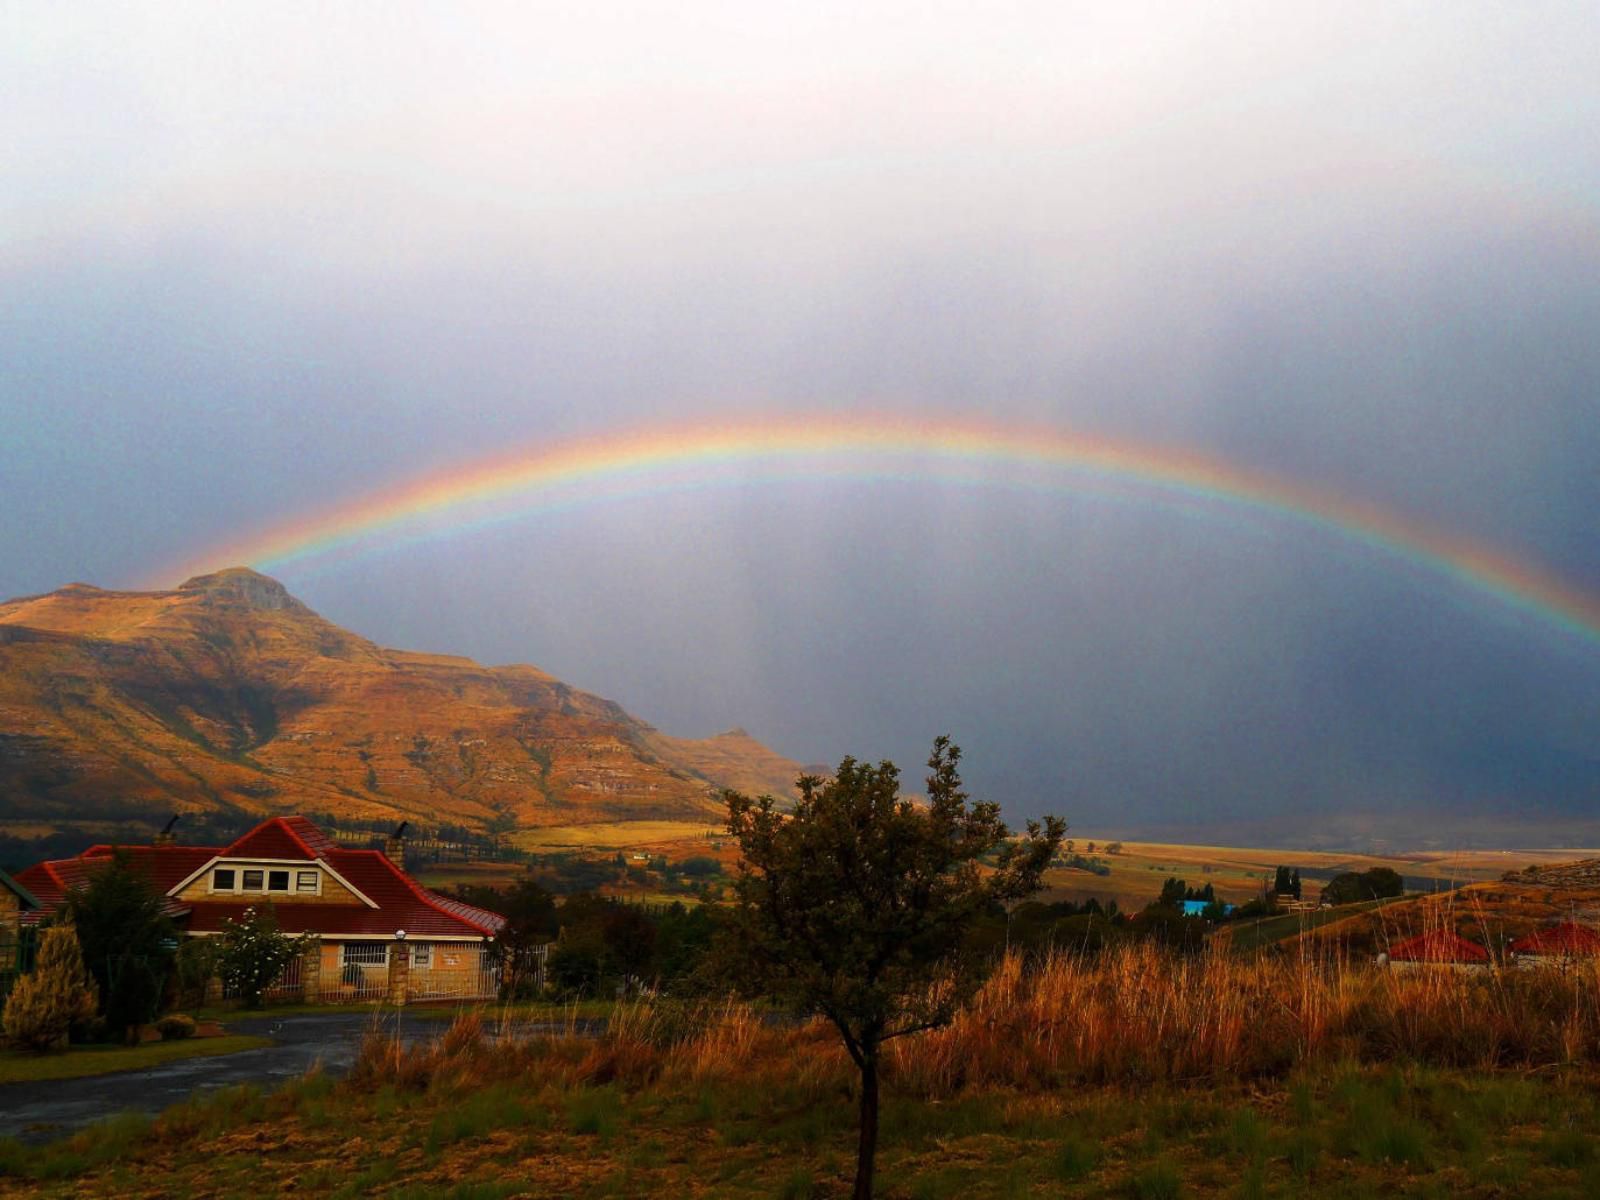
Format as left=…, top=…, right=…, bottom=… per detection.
left=2, top=925, right=98, bottom=1052
left=452, top=880, right=557, bottom=999
left=216, top=906, right=307, bottom=1008
left=723, top=737, right=1064, bottom=1199
left=174, top=936, right=222, bottom=1009
left=67, top=854, right=174, bottom=1040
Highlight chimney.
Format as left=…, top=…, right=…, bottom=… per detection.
left=154, top=814, right=181, bottom=847
left=384, top=821, right=408, bottom=871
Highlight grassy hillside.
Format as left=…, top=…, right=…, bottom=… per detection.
left=0, top=569, right=801, bottom=836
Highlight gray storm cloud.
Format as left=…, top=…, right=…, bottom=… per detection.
left=3, top=2, right=1598, bottom=842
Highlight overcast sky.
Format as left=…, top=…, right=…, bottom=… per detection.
left=3, top=3, right=1598, bottom=839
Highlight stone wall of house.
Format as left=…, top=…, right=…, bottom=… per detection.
left=404, top=942, right=497, bottom=1000
left=202, top=935, right=498, bottom=1006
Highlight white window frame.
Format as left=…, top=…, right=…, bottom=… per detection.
left=179, top=857, right=377, bottom=907
left=342, top=942, right=388, bottom=966
left=266, top=869, right=291, bottom=893
left=295, top=870, right=320, bottom=894
left=409, top=942, right=431, bottom=968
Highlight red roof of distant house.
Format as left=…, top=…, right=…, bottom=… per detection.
left=1509, top=922, right=1600, bottom=957
left=1387, top=930, right=1490, bottom=964
left=13, top=818, right=504, bottom=940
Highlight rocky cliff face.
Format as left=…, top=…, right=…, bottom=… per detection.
left=0, top=569, right=802, bottom=833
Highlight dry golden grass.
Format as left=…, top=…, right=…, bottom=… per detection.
left=336, top=943, right=1600, bottom=1109
left=511, top=821, right=725, bottom=851
left=889, top=944, right=1600, bottom=1092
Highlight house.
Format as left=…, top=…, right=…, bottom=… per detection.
left=1, top=866, right=41, bottom=989
left=1381, top=930, right=1490, bottom=971
left=1, top=866, right=40, bottom=936
left=1508, top=921, right=1600, bottom=965
left=13, top=816, right=505, bottom=1004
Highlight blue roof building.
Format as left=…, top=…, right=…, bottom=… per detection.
left=1180, top=899, right=1235, bottom=917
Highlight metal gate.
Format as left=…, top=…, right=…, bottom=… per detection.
left=327, top=943, right=389, bottom=1002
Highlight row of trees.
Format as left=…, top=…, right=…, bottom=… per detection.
left=1323, top=866, right=1404, bottom=905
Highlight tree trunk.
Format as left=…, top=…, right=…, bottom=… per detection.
left=853, top=1054, right=880, bottom=1200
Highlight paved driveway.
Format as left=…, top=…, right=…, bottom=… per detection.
left=0, top=1011, right=453, bottom=1144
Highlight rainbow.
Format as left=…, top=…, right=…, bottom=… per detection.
left=159, top=415, right=1600, bottom=649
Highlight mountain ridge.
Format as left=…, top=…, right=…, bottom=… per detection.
left=0, top=568, right=803, bottom=834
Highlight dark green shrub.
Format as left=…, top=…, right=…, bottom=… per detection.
left=155, top=1013, right=196, bottom=1041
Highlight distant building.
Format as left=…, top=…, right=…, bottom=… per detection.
left=0, top=867, right=40, bottom=936
left=1508, top=921, right=1600, bottom=964
left=0, top=867, right=41, bottom=990
left=1381, top=930, right=1489, bottom=971
left=1179, top=900, right=1235, bottom=918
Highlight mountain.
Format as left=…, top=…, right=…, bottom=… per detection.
left=0, top=568, right=803, bottom=835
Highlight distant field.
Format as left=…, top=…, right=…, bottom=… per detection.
left=1217, top=897, right=1403, bottom=952
left=427, top=829, right=1598, bottom=912
left=412, top=860, right=525, bottom=890
left=512, top=820, right=724, bottom=850
left=1037, top=839, right=1599, bottom=911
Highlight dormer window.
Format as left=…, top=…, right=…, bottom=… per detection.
left=210, top=863, right=324, bottom=895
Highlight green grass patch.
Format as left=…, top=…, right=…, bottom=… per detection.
left=1053, top=1132, right=1100, bottom=1181
left=1224, top=896, right=1405, bottom=952
left=0, top=1035, right=271, bottom=1084
left=1127, top=1158, right=1184, bottom=1199
left=0, top=1110, right=153, bottom=1182
left=566, top=1085, right=622, bottom=1139
left=8, top=1051, right=1600, bottom=1197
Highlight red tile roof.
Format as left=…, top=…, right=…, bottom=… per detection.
left=1509, top=922, right=1600, bottom=957
left=1387, top=931, right=1489, bottom=964
left=184, top=896, right=499, bottom=939
left=13, top=861, right=68, bottom=911
left=15, top=846, right=215, bottom=922
left=221, top=817, right=329, bottom=861
left=14, top=817, right=504, bottom=940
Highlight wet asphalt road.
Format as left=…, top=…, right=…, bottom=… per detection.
left=0, top=1011, right=457, bottom=1144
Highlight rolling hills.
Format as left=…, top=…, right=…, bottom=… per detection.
left=0, top=568, right=802, bottom=837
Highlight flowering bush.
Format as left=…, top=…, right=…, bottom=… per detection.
left=216, top=906, right=310, bottom=1008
